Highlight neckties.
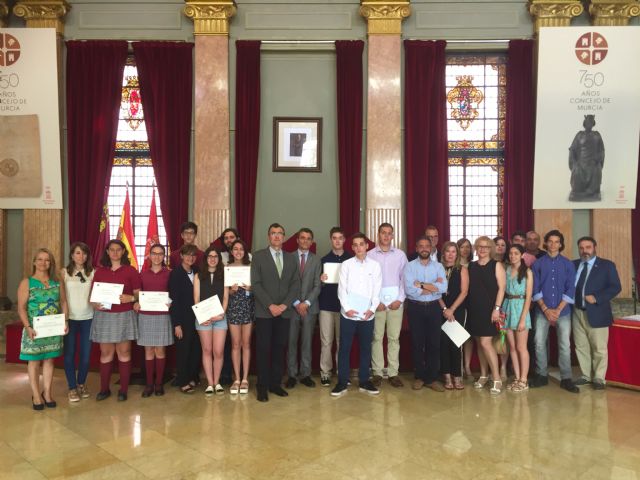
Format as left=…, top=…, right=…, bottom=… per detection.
left=275, top=251, right=283, bottom=278
left=300, top=253, right=306, bottom=276
left=575, top=263, right=588, bottom=309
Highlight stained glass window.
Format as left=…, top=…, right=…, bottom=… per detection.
left=446, top=54, right=506, bottom=245
left=107, top=57, right=167, bottom=267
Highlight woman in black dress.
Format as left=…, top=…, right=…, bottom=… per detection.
left=466, top=236, right=506, bottom=394
left=438, top=242, right=468, bottom=390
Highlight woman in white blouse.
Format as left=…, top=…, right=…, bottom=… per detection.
left=61, top=242, right=95, bottom=402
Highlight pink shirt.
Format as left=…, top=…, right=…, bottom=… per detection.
left=366, top=246, right=408, bottom=303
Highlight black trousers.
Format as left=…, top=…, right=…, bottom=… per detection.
left=440, top=320, right=462, bottom=377
left=174, top=321, right=201, bottom=387
left=255, top=316, right=290, bottom=389
left=407, top=301, right=442, bottom=384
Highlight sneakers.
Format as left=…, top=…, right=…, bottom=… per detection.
left=331, top=383, right=347, bottom=397
left=205, top=385, right=215, bottom=396
left=320, top=376, right=331, bottom=387
left=359, top=381, right=380, bottom=395
left=300, top=376, right=316, bottom=387
left=68, top=389, right=80, bottom=402
left=77, top=384, right=90, bottom=398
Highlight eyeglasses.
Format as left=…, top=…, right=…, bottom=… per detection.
left=207, top=255, right=219, bottom=260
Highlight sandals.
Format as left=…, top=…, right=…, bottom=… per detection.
left=180, top=385, right=195, bottom=394
left=453, top=377, right=464, bottom=390
left=230, top=381, right=240, bottom=395
left=239, top=380, right=249, bottom=395
left=511, top=380, right=529, bottom=393
left=507, top=379, right=519, bottom=391
left=473, top=376, right=489, bottom=389
left=490, top=380, right=503, bottom=395
left=444, top=375, right=454, bottom=390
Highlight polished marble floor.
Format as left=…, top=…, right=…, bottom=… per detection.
left=0, top=361, right=638, bottom=480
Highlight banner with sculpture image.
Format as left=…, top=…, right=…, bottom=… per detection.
left=533, top=27, right=640, bottom=209
left=0, top=28, right=62, bottom=209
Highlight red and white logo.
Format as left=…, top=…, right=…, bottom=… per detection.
left=575, top=32, right=608, bottom=66
left=0, top=33, right=21, bottom=67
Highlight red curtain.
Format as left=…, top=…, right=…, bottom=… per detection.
left=235, top=41, right=261, bottom=250
left=336, top=40, right=365, bottom=237
left=133, top=41, right=194, bottom=252
left=503, top=39, right=536, bottom=237
left=404, top=40, right=449, bottom=245
left=66, top=41, right=127, bottom=250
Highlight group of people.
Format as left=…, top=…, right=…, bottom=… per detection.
left=18, top=220, right=621, bottom=408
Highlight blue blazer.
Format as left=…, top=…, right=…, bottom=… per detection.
left=573, top=257, right=621, bottom=328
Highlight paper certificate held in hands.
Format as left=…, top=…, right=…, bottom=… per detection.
left=224, top=266, right=251, bottom=287
left=323, top=263, right=341, bottom=284
left=139, top=291, right=169, bottom=312
left=32, top=313, right=66, bottom=338
left=346, top=292, right=371, bottom=320
left=380, top=286, right=400, bottom=306
left=192, top=295, right=225, bottom=325
left=441, top=320, right=471, bottom=348
left=90, top=282, right=124, bottom=305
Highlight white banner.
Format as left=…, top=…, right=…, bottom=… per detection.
left=0, top=29, right=62, bottom=209
left=533, top=27, right=640, bottom=209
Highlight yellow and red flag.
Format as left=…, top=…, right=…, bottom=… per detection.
left=142, top=188, right=160, bottom=271
left=116, top=188, right=139, bottom=270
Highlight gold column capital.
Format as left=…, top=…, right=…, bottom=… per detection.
left=13, top=0, right=70, bottom=35
left=528, top=0, right=584, bottom=33
left=360, top=0, right=411, bottom=35
left=589, top=0, right=640, bottom=25
left=183, top=0, right=236, bottom=35
left=0, top=1, right=9, bottom=28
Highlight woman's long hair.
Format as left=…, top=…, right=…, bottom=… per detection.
left=66, top=242, right=94, bottom=277
left=509, top=244, right=529, bottom=283
left=31, top=248, right=58, bottom=281
left=199, top=246, right=224, bottom=283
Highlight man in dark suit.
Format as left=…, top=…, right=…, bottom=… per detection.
left=251, top=223, right=300, bottom=402
left=286, top=228, right=322, bottom=388
left=572, top=236, right=621, bottom=390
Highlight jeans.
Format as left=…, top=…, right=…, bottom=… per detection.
left=63, top=319, right=93, bottom=389
left=338, top=316, right=374, bottom=385
left=534, top=313, right=572, bottom=380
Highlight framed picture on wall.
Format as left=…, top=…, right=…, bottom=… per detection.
left=273, top=117, right=322, bottom=172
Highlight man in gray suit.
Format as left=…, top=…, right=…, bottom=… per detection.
left=251, top=223, right=300, bottom=402
left=286, top=228, right=322, bottom=388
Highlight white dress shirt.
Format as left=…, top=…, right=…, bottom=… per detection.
left=338, top=256, right=382, bottom=321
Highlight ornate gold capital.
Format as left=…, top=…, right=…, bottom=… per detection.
left=0, top=1, right=9, bottom=28
left=589, top=0, right=640, bottom=25
left=360, top=0, right=411, bottom=35
left=184, top=0, right=236, bottom=35
left=13, top=0, right=70, bottom=35
left=528, top=1, right=584, bottom=33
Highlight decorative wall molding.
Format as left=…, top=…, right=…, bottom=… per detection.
left=184, top=0, right=236, bottom=35
left=360, top=0, right=410, bottom=35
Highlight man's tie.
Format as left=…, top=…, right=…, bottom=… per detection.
left=275, top=251, right=283, bottom=278
left=575, top=263, right=589, bottom=310
left=300, top=252, right=306, bottom=276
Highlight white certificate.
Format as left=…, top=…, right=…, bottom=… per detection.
left=224, top=266, right=251, bottom=287
left=139, top=291, right=169, bottom=312
left=346, top=292, right=371, bottom=320
left=90, top=282, right=124, bottom=305
left=441, top=320, right=471, bottom=348
left=380, top=286, right=400, bottom=306
left=323, top=263, right=341, bottom=284
left=192, top=295, right=225, bottom=325
left=32, top=313, right=65, bottom=338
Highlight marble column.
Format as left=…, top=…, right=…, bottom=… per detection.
left=587, top=0, right=638, bottom=297
left=13, top=0, right=69, bottom=276
left=184, top=1, right=235, bottom=246
left=360, top=0, right=410, bottom=247
left=528, top=0, right=583, bottom=258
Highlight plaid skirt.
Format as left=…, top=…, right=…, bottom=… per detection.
left=137, top=313, right=174, bottom=347
left=90, top=310, right=138, bottom=343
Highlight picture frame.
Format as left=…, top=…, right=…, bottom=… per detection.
left=272, top=117, right=322, bottom=172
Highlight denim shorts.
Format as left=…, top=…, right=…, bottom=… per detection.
left=195, top=316, right=228, bottom=331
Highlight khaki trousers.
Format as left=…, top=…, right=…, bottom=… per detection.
left=319, top=310, right=340, bottom=376
left=572, top=308, right=609, bottom=382
left=371, top=306, right=404, bottom=377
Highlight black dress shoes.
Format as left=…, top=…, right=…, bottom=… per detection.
left=269, top=386, right=289, bottom=397
left=96, top=390, right=111, bottom=401
left=285, top=377, right=297, bottom=389
left=300, top=376, right=316, bottom=387
left=529, top=375, right=548, bottom=388
left=257, top=387, right=269, bottom=402
left=117, top=391, right=128, bottom=401
left=560, top=379, right=579, bottom=394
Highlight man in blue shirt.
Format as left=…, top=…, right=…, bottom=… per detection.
left=531, top=230, right=578, bottom=393
left=403, top=236, right=447, bottom=391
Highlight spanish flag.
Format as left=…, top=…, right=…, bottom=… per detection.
left=117, top=188, right=139, bottom=270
